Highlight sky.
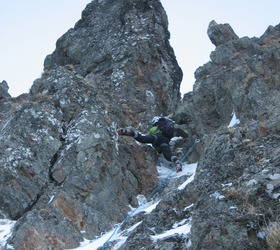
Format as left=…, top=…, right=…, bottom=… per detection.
left=1, top=1, right=280, bottom=97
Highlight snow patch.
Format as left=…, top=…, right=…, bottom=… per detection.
left=157, top=162, right=197, bottom=180
left=48, top=195, right=55, bottom=204
left=184, top=204, right=194, bottom=211
left=128, top=199, right=161, bottom=216
left=151, top=220, right=192, bottom=242
left=173, top=219, right=188, bottom=229
left=143, top=200, right=161, bottom=214
left=170, top=136, right=183, bottom=142
left=0, top=219, right=16, bottom=248
left=221, top=183, right=232, bottom=187
left=111, top=122, right=119, bottom=153
left=228, top=112, right=240, bottom=128
left=71, top=221, right=142, bottom=250
left=210, top=191, right=225, bottom=200
left=178, top=173, right=195, bottom=190
left=257, top=230, right=266, bottom=239
left=71, top=161, right=198, bottom=249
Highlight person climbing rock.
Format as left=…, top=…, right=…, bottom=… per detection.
left=118, top=117, right=184, bottom=172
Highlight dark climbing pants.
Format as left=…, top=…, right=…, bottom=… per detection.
left=134, top=133, right=174, bottom=162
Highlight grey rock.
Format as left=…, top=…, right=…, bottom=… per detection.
left=44, top=0, right=182, bottom=119
left=0, top=80, right=10, bottom=99
left=207, top=20, right=239, bottom=46
left=174, top=21, right=280, bottom=250
left=1, top=0, right=181, bottom=249
left=1, top=2, right=280, bottom=250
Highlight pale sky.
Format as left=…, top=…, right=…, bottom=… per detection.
left=1, top=1, right=280, bottom=97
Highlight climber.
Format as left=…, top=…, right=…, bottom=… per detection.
left=118, top=117, right=183, bottom=172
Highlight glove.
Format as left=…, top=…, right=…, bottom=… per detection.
left=118, top=128, right=134, bottom=136
left=175, top=159, right=182, bottom=173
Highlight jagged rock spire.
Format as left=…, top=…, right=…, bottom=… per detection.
left=0, top=0, right=183, bottom=248
left=207, top=20, right=239, bottom=46
left=0, top=80, right=11, bottom=99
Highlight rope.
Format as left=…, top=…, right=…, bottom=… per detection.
left=102, top=139, right=200, bottom=250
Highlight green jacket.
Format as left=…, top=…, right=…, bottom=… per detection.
left=149, top=126, right=161, bottom=136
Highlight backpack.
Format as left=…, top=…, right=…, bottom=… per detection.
left=155, top=117, right=174, bottom=139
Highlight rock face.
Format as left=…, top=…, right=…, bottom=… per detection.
left=44, top=0, right=182, bottom=122
left=174, top=21, right=280, bottom=249
left=207, top=20, right=239, bottom=46
left=0, top=81, right=12, bottom=123
left=175, top=21, right=280, bottom=142
left=0, top=0, right=181, bottom=249
left=1, top=1, right=280, bottom=250
left=0, top=81, right=10, bottom=99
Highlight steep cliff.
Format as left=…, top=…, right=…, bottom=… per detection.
left=174, top=20, right=280, bottom=249
left=0, top=0, right=182, bottom=249
left=1, top=1, right=280, bottom=250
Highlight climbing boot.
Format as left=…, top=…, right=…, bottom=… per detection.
left=118, top=128, right=135, bottom=136
left=175, top=159, right=182, bottom=173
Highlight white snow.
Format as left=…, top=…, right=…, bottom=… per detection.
left=157, top=162, right=197, bottom=181
left=170, top=136, right=183, bottom=142
left=71, top=162, right=198, bottom=250
left=184, top=204, right=194, bottom=211
left=210, top=191, right=225, bottom=200
left=0, top=219, right=16, bottom=248
left=71, top=221, right=142, bottom=250
left=178, top=173, right=195, bottom=190
left=128, top=199, right=161, bottom=216
left=48, top=195, right=55, bottom=204
left=228, top=112, right=240, bottom=128
left=173, top=219, right=188, bottom=229
left=221, top=183, right=232, bottom=187
left=151, top=220, right=192, bottom=242
left=143, top=200, right=161, bottom=214
left=110, top=122, right=119, bottom=153
left=257, top=230, right=266, bottom=239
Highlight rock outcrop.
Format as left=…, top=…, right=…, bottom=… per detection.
left=174, top=21, right=280, bottom=249
left=44, top=0, right=182, bottom=123
left=175, top=21, right=280, bottom=143
left=0, top=81, right=12, bottom=123
left=1, top=1, right=280, bottom=249
left=0, top=0, right=181, bottom=249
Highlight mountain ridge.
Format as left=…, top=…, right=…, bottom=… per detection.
left=0, top=0, right=280, bottom=249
